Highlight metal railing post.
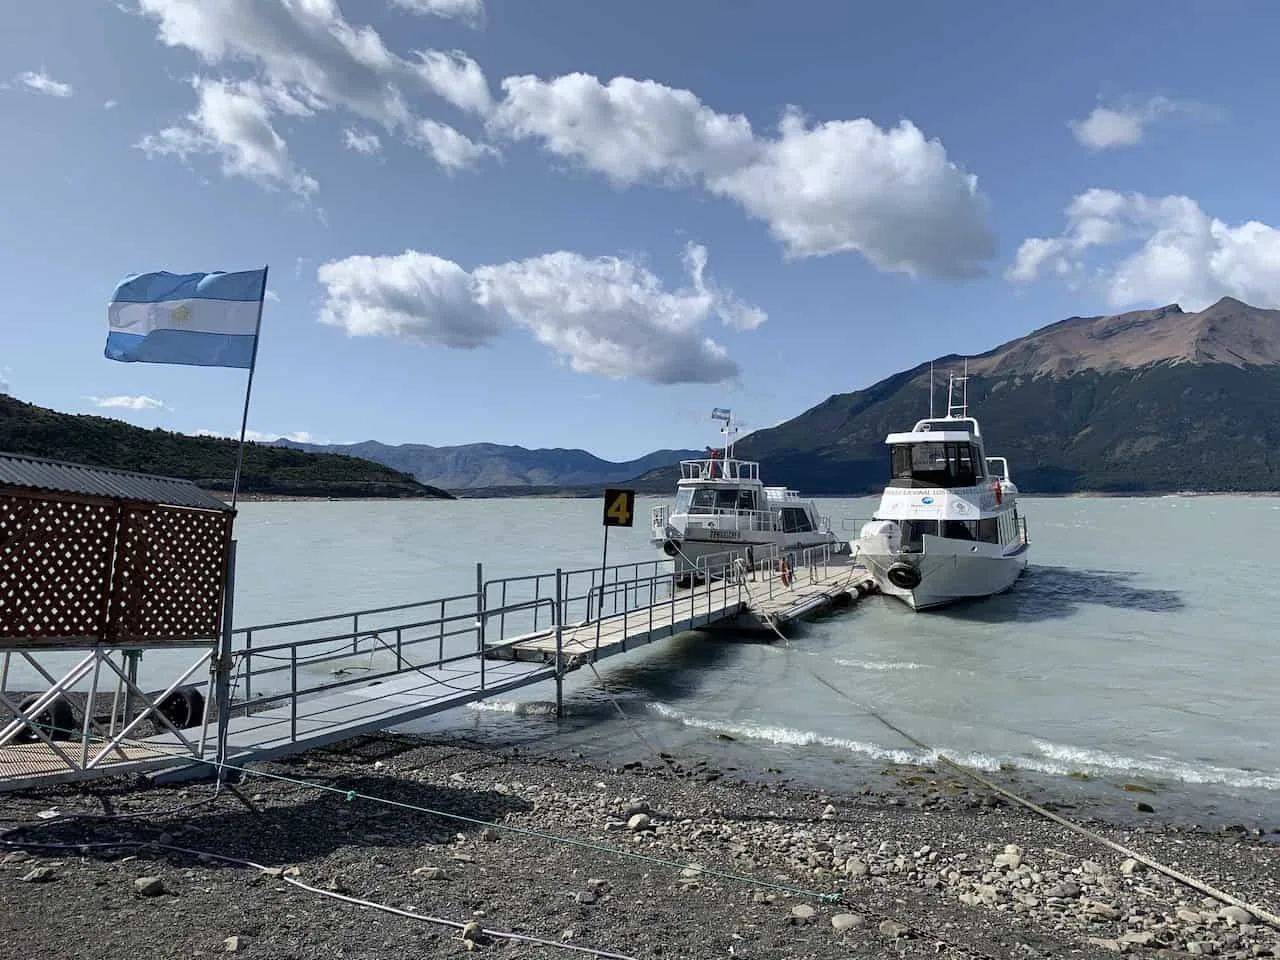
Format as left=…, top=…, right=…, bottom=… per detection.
left=476, top=562, right=486, bottom=691
left=352, top=612, right=360, bottom=654
left=554, top=568, right=564, bottom=718
left=243, top=630, right=253, bottom=707
left=290, top=646, right=298, bottom=743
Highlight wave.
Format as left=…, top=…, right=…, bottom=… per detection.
left=1029, top=739, right=1280, bottom=791
left=833, top=658, right=926, bottom=672
left=644, top=704, right=1280, bottom=791
left=466, top=699, right=559, bottom=717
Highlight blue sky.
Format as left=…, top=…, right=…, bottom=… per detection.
left=3, top=1, right=1279, bottom=460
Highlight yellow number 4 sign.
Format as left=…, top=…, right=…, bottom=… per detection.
left=602, top=488, right=636, bottom=527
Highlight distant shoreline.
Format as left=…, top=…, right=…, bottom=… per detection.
left=228, top=488, right=1280, bottom=503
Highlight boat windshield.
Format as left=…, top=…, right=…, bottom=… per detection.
left=674, top=485, right=759, bottom=515
left=890, top=442, right=980, bottom=488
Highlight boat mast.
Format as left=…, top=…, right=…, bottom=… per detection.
left=711, top=407, right=736, bottom=458
left=946, top=361, right=970, bottom=420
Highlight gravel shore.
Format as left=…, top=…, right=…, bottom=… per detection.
left=3, top=734, right=1278, bottom=960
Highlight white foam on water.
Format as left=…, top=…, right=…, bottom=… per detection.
left=643, top=704, right=1280, bottom=791
left=466, top=700, right=559, bottom=717
left=833, top=658, right=927, bottom=672
left=1029, top=739, right=1280, bottom=791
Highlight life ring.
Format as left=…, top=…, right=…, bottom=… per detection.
left=992, top=479, right=1003, bottom=505
left=886, top=561, right=922, bottom=591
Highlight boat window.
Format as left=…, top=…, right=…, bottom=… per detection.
left=679, top=486, right=755, bottom=515
left=977, top=518, right=999, bottom=543
left=942, top=519, right=977, bottom=541
left=889, top=442, right=981, bottom=489
left=779, top=507, right=814, bottom=533
left=899, top=519, right=938, bottom=551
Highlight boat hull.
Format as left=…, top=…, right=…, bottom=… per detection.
left=859, top=537, right=1028, bottom=611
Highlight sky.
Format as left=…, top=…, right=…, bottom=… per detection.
left=3, top=1, right=1280, bottom=460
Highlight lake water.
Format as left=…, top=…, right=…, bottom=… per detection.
left=15, top=495, right=1280, bottom=827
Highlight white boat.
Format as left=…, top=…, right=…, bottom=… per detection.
left=650, top=409, right=842, bottom=581
left=856, top=370, right=1030, bottom=610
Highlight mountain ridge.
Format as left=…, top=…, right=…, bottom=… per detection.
left=630, top=296, right=1280, bottom=496
left=0, top=394, right=452, bottom=500
left=271, top=438, right=702, bottom=490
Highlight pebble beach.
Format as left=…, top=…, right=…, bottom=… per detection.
left=3, top=734, right=1278, bottom=960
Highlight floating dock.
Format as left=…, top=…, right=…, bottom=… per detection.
left=1, top=543, right=873, bottom=791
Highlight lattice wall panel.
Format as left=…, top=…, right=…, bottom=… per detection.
left=109, top=505, right=231, bottom=644
left=0, top=494, right=116, bottom=645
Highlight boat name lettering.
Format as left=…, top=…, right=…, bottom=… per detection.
left=705, top=529, right=741, bottom=540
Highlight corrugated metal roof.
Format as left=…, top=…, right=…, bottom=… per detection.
left=0, top=452, right=233, bottom=511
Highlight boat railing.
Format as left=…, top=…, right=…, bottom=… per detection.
left=682, top=506, right=777, bottom=531
left=679, top=457, right=760, bottom=481
left=985, top=456, right=1009, bottom=481
left=763, top=487, right=803, bottom=502
left=1018, top=515, right=1030, bottom=546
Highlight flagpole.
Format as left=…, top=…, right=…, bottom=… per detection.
left=229, top=265, right=268, bottom=510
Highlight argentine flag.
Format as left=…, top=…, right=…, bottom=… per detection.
left=106, top=268, right=267, bottom=369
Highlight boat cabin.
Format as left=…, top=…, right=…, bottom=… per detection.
left=886, top=418, right=988, bottom=489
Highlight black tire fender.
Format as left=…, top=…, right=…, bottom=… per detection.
left=886, top=561, right=922, bottom=591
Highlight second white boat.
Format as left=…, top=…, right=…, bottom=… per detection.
left=856, top=371, right=1030, bottom=610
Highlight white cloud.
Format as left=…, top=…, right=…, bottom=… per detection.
left=15, top=70, right=73, bottom=97
left=104, top=99, right=119, bottom=110
left=195, top=428, right=314, bottom=443
left=490, top=73, right=994, bottom=278
left=137, top=78, right=318, bottom=197
left=414, top=49, right=491, bottom=114
left=136, top=0, right=493, bottom=174
left=391, top=0, right=486, bottom=28
left=265, top=288, right=281, bottom=302
left=316, top=242, right=759, bottom=383
left=343, top=127, right=382, bottom=155
left=86, top=395, right=169, bottom=411
left=1006, top=188, right=1280, bottom=310
left=414, top=117, right=496, bottom=171
left=1069, top=96, right=1207, bottom=151
left=318, top=250, right=500, bottom=349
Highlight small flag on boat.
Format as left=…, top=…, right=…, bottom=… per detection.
left=711, top=407, right=731, bottom=421
left=105, top=268, right=267, bottom=369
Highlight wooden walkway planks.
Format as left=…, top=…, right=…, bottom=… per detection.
left=488, top=560, right=874, bottom=665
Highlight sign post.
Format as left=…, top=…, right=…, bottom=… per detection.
left=595, top=488, right=636, bottom=653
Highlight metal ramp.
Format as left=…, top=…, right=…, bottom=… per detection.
left=3, top=540, right=870, bottom=791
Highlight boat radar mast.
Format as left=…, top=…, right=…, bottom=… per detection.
left=946, top=359, right=970, bottom=420
left=710, top=407, right=738, bottom=458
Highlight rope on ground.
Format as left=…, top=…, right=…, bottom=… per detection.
left=10, top=731, right=843, bottom=905
left=0, top=834, right=638, bottom=960
left=806, top=671, right=1280, bottom=930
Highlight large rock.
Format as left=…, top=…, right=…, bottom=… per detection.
left=831, top=913, right=865, bottom=932
left=789, top=904, right=816, bottom=924
left=627, top=813, right=652, bottom=832
left=134, top=876, right=166, bottom=897
left=843, top=857, right=870, bottom=878
left=1218, top=905, right=1253, bottom=926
